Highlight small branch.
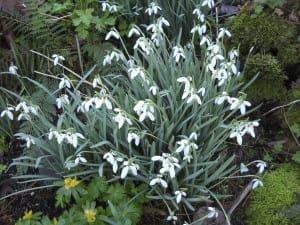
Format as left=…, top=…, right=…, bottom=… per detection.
left=263, top=99, right=300, bottom=116
left=284, top=112, right=300, bottom=148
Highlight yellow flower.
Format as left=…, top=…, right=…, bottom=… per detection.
left=52, top=217, right=58, bottom=225
left=22, top=210, right=33, bottom=220
left=84, top=209, right=97, bottom=223
left=64, top=177, right=80, bottom=190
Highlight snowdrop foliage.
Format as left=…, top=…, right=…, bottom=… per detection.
left=1, top=1, right=263, bottom=223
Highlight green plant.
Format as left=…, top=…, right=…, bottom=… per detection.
left=15, top=176, right=146, bottom=225
left=244, top=53, right=287, bottom=102
left=231, top=6, right=298, bottom=66
left=245, top=163, right=300, bottom=225
left=1, top=1, right=263, bottom=223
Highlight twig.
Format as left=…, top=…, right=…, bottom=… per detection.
left=263, top=99, right=300, bottom=116
left=284, top=112, right=300, bottom=148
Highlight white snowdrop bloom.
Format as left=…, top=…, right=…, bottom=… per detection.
left=105, top=29, right=120, bottom=40
left=56, top=94, right=70, bottom=109
left=113, top=108, right=132, bottom=129
left=128, top=26, right=141, bottom=37
left=229, top=125, right=244, bottom=146
left=175, top=190, right=187, bottom=204
left=229, top=49, right=239, bottom=61
left=152, top=153, right=180, bottom=178
left=94, top=96, right=112, bottom=110
left=167, top=212, right=177, bottom=221
left=103, top=54, right=112, bottom=66
left=92, top=77, right=102, bottom=88
left=149, top=86, right=158, bottom=95
left=186, top=87, right=205, bottom=105
left=217, top=28, right=231, bottom=39
left=191, top=24, right=207, bottom=36
left=214, top=68, right=229, bottom=86
left=80, top=98, right=94, bottom=112
left=158, top=17, right=170, bottom=28
left=103, top=151, right=124, bottom=173
left=202, top=0, right=215, bottom=8
left=101, top=2, right=118, bottom=12
left=228, top=97, right=251, bottom=115
left=173, top=46, right=186, bottom=62
left=134, top=37, right=152, bottom=55
left=149, top=174, right=168, bottom=188
left=243, top=121, right=259, bottom=138
left=128, top=66, right=147, bottom=81
left=52, top=54, right=65, bottom=66
left=127, top=132, right=140, bottom=146
left=1, top=107, right=14, bottom=120
left=74, top=153, right=87, bottom=165
left=177, top=76, right=192, bottom=98
left=15, top=133, right=35, bottom=148
left=70, top=132, right=85, bottom=148
left=59, top=77, right=71, bottom=89
left=256, top=161, right=267, bottom=174
left=133, top=100, right=155, bottom=122
left=133, top=100, right=145, bottom=116
left=215, top=92, right=229, bottom=105
left=240, top=163, right=249, bottom=173
left=176, top=134, right=198, bottom=163
left=207, top=207, right=218, bottom=218
left=9, top=64, right=18, bottom=74
left=121, top=160, right=140, bottom=179
left=193, top=8, right=205, bottom=22
left=15, top=101, right=29, bottom=113
left=252, top=178, right=263, bottom=189
left=200, top=35, right=211, bottom=46
left=145, top=2, right=162, bottom=16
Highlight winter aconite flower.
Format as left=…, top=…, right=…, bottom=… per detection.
left=22, top=210, right=33, bottom=220
left=84, top=209, right=96, bottom=223
left=64, top=177, right=80, bottom=190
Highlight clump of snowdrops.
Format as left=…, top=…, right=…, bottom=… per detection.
left=1, top=1, right=265, bottom=224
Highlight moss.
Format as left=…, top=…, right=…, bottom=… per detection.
left=244, top=53, right=287, bottom=102
left=231, top=4, right=298, bottom=66
left=245, top=164, right=300, bottom=225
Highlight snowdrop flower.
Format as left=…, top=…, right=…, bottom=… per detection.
left=252, top=178, right=263, bottom=189
left=9, top=64, right=18, bottom=74
left=127, top=132, right=140, bottom=146
left=94, top=96, right=113, bottom=110
left=128, top=26, right=141, bottom=38
left=1, top=107, right=14, bottom=120
left=200, top=35, right=211, bottom=46
left=202, top=0, right=215, bottom=8
left=134, top=37, right=152, bottom=55
left=74, top=153, right=87, bottom=165
left=103, top=151, right=124, bottom=173
left=167, top=212, right=177, bottom=221
left=92, top=77, right=102, bottom=88
left=105, top=29, right=120, bottom=40
left=186, top=88, right=205, bottom=105
left=215, top=92, right=229, bottom=105
left=243, top=121, right=259, bottom=138
left=56, top=94, right=70, bottom=109
left=177, top=76, right=192, bottom=99
left=113, top=108, right=132, bottom=129
left=174, top=190, right=187, bottom=204
left=207, top=207, right=218, bottom=218
left=101, top=2, right=118, bottom=12
left=152, top=153, right=180, bottom=178
left=15, top=133, right=35, bottom=148
left=128, top=66, right=147, bottom=81
left=59, top=77, right=71, bottom=89
left=191, top=24, right=207, bottom=36
left=145, top=2, right=161, bottom=16
left=228, top=97, right=251, bottom=115
left=217, top=28, right=231, bottom=39
left=173, top=46, right=186, bottom=62
left=52, top=54, right=65, bottom=66
left=256, top=161, right=267, bottom=174
left=229, top=49, right=239, bottom=61
left=79, top=98, right=94, bottom=112
left=149, top=86, right=158, bottom=95
left=240, top=163, right=249, bottom=173
left=103, top=50, right=125, bottom=66
left=15, top=102, right=38, bottom=120
left=121, top=160, right=140, bottom=179
left=193, top=8, right=205, bottom=22
left=133, top=100, right=155, bottom=122
left=149, top=174, right=168, bottom=188
left=229, top=125, right=244, bottom=145
left=69, top=132, right=85, bottom=148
